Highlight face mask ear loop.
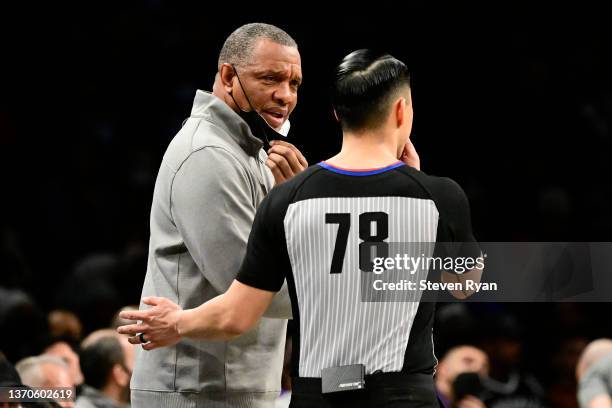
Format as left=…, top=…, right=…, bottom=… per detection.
left=228, top=89, right=245, bottom=112
left=226, top=68, right=247, bottom=113
left=231, top=64, right=271, bottom=147
left=231, top=64, right=257, bottom=112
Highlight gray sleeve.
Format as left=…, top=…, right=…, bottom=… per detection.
left=578, top=355, right=612, bottom=407
left=170, top=147, right=292, bottom=318
left=171, top=147, right=257, bottom=293
left=263, top=281, right=293, bottom=319
left=75, top=397, right=97, bottom=408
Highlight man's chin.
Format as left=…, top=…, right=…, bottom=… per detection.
left=260, top=111, right=284, bottom=129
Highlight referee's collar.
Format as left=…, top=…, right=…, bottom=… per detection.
left=190, top=90, right=263, bottom=156
left=319, top=161, right=405, bottom=176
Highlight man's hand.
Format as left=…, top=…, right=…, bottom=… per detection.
left=456, top=395, right=487, bottom=408
left=117, top=296, right=183, bottom=351
left=266, top=140, right=308, bottom=184
left=400, top=139, right=420, bottom=170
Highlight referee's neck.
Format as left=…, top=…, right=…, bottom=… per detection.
left=326, top=131, right=401, bottom=169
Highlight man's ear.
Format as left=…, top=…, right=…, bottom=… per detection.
left=394, top=97, right=406, bottom=128
left=437, top=361, right=451, bottom=381
left=219, top=63, right=236, bottom=93
left=112, top=363, right=130, bottom=387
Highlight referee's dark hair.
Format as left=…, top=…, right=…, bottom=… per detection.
left=332, top=49, right=411, bottom=132
left=79, top=335, right=125, bottom=389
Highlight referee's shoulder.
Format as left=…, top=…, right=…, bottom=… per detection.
left=396, top=165, right=467, bottom=201
left=268, top=164, right=324, bottom=197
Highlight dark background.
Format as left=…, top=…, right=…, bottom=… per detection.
left=1, top=3, right=611, bottom=404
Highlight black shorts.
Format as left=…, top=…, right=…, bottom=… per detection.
left=290, top=372, right=440, bottom=408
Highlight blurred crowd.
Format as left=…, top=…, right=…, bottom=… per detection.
left=0, top=292, right=138, bottom=408
left=2, top=275, right=612, bottom=407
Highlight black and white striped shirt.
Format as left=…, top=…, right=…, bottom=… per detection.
left=237, top=161, right=477, bottom=379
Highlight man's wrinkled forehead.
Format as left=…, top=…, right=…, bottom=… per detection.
left=245, top=40, right=301, bottom=76
left=250, top=61, right=302, bottom=81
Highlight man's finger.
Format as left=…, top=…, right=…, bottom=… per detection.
left=270, top=140, right=308, bottom=167
left=404, top=139, right=417, bottom=156
left=400, top=139, right=420, bottom=171
left=271, top=140, right=308, bottom=167
left=119, top=310, right=150, bottom=321
left=268, top=152, right=293, bottom=178
left=117, top=323, right=148, bottom=336
left=266, top=159, right=286, bottom=183
left=142, top=296, right=162, bottom=306
left=268, top=145, right=302, bottom=173
left=142, top=342, right=160, bottom=351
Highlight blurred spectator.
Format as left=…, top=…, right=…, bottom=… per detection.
left=434, top=304, right=480, bottom=356
left=479, top=311, right=547, bottom=407
left=0, top=351, right=22, bottom=387
left=435, top=345, right=489, bottom=408
left=48, top=311, right=83, bottom=342
left=0, top=352, right=22, bottom=408
left=77, top=330, right=134, bottom=408
left=56, top=254, right=122, bottom=334
left=15, top=355, right=75, bottom=408
left=1, top=352, right=62, bottom=408
left=0, top=289, right=48, bottom=363
left=44, top=340, right=84, bottom=388
left=576, top=339, right=612, bottom=408
left=15, top=355, right=74, bottom=389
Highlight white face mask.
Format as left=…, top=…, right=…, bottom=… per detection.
left=278, top=119, right=291, bottom=137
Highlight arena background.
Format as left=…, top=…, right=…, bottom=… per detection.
left=1, top=3, right=611, bottom=406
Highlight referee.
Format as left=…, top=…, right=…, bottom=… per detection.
left=119, top=49, right=482, bottom=407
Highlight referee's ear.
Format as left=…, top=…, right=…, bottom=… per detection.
left=394, top=97, right=407, bottom=129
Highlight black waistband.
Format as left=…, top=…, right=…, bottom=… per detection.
left=292, top=372, right=435, bottom=394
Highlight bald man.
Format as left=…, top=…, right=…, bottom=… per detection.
left=15, top=354, right=75, bottom=408
left=577, top=339, right=612, bottom=408
left=77, top=330, right=135, bottom=408
left=44, top=340, right=84, bottom=389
